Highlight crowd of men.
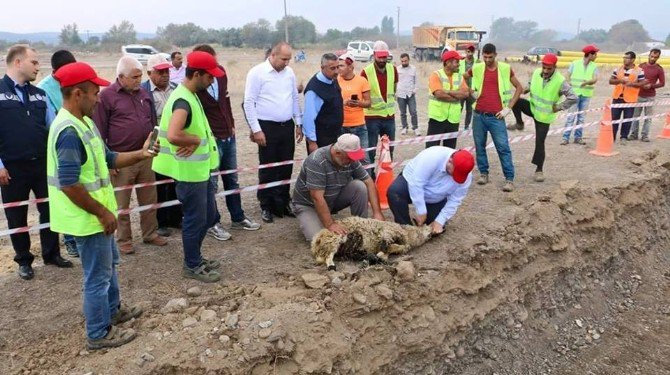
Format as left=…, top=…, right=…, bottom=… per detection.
left=0, top=40, right=664, bottom=350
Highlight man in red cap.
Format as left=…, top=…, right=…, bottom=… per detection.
left=152, top=51, right=224, bottom=283
left=48, top=61, right=160, bottom=349
left=561, top=44, right=599, bottom=145
left=459, top=44, right=478, bottom=129
left=387, top=147, right=474, bottom=235
left=508, top=53, right=576, bottom=182
left=426, top=50, right=470, bottom=149
left=291, top=133, right=385, bottom=242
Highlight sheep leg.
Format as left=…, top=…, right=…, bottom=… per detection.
left=326, top=250, right=337, bottom=271
left=386, top=243, right=411, bottom=255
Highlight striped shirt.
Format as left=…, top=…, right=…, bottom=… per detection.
left=610, top=67, right=646, bottom=82
left=292, top=145, right=370, bottom=208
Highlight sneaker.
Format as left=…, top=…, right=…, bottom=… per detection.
left=201, top=258, right=221, bottom=270
left=560, top=139, right=569, bottom=145
left=502, top=180, right=515, bottom=192
left=183, top=264, right=221, bottom=283
left=400, top=128, right=408, bottom=135
left=231, top=217, right=261, bottom=231
left=111, top=304, right=143, bottom=325
left=477, top=174, right=489, bottom=185
left=534, top=171, right=545, bottom=182
left=207, top=223, right=231, bottom=241
left=641, top=136, right=650, bottom=142
left=413, top=129, right=421, bottom=136
left=628, top=133, right=638, bottom=140
left=65, top=241, right=79, bottom=258
left=574, top=138, right=586, bottom=145
left=87, top=326, right=137, bottom=350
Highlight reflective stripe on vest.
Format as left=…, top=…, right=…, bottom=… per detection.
left=529, top=68, right=564, bottom=124
left=363, top=63, right=395, bottom=117
left=612, top=67, right=641, bottom=103
left=570, top=60, right=597, bottom=97
left=428, top=69, right=462, bottom=123
left=471, top=62, right=513, bottom=108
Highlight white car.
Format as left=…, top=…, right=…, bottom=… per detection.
left=346, top=41, right=393, bottom=62
left=121, top=44, right=170, bottom=64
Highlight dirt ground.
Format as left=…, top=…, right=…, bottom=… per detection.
left=1, top=47, right=669, bottom=375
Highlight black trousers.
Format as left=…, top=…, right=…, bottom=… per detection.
left=387, top=174, right=447, bottom=225
left=257, top=119, right=295, bottom=212
left=0, top=159, right=60, bottom=266
left=460, top=96, right=475, bottom=128
left=513, top=99, right=551, bottom=170
left=426, top=118, right=459, bottom=149
left=155, top=172, right=182, bottom=228
left=512, top=97, right=533, bottom=125
left=611, top=98, right=635, bottom=140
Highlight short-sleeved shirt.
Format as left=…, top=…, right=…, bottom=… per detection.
left=468, top=66, right=516, bottom=113
left=428, top=71, right=469, bottom=95
left=361, top=65, right=399, bottom=120
left=610, top=66, right=646, bottom=99
left=172, top=99, right=192, bottom=128
left=292, top=146, right=370, bottom=208
left=337, top=75, right=370, bottom=127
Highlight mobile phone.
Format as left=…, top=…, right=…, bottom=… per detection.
left=351, top=94, right=359, bottom=101
left=148, top=126, right=159, bottom=154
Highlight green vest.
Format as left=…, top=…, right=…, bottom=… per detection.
left=471, top=62, right=513, bottom=108
left=529, top=68, right=564, bottom=124
left=363, top=63, right=395, bottom=117
left=152, top=84, right=219, bottom=183
left=428, top=69, right=462, bottom=123
left=570, top=59, right=597, bottom=98
left=47, top=109, right=117, bottom=236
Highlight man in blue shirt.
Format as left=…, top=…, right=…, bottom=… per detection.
left=302, top=53, right=344, bottom=154
left=387, top=147, right=474, bottom=234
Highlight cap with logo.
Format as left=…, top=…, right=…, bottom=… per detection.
left=186, top=51, right=225, bottom=77
left=451, top=149, right=475, bottom=184
left=335, top=134, right=366, bottom=161
left=147, top=55, right=171, bottom=72
left=53, top=62, right=111, bottom=88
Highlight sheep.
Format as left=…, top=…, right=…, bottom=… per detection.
left=311, top=217, right=434, bottom=270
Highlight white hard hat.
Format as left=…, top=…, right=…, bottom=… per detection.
left=373, top=40, right=389, bottom=51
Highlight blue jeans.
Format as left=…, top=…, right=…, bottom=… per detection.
left=341, top=124, right=370, bottom=166
left=366, top=117, right=396, bottom=165
left=74, top=232, right=120, bottom=340
left=397, top=95, right=418, bottom=130
left=562, top=95, right=591, bottom=140
left=175, top=177, right=218, bottom=269
left=214, top=137, right=245, bottom=223
left=64, top=234, right=77, bottom=249
left=472, top=112, right=514, bottom=181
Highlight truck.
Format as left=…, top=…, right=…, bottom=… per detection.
left=412, top=25, right=486, bottom=61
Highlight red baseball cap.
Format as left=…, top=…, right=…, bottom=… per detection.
left=464, top=44, right=476, bottom=51
left=542, top=53, right=558, bottom=66
left=335, top=134, right=366, bottom=161
left=186, top=51, right=225, bottom=77
left=451, top=150, right=475, bottom=184
left=53, top=62, right=111, bottom=88
left=441, top=50, right=463, bottom=62
left=373, top=50, right=389, bottom=58
left=582, top=45, right=599, bottom=54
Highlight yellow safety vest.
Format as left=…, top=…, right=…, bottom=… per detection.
left=428, top=69, right=462, bottom=123
left=471, top=62, right=513, bottom=108
left=570, top=60, right=597, bottom=98
left=529, top=68, right=564, bottom=124
left=363, top=63, right=395, bottom=117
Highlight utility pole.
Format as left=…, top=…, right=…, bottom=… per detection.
left=577, top=18, right=581, bottom=38
left=283, top=0, right=289, bottom=43
left=396, top=6, right=400, bottom=50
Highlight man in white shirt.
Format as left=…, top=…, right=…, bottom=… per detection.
left=387, top=147, right=474, bottom=234
left=396, top=53, right=419, bottom=135
left=169, top=51, right=185, bottom=85
left=243, top=42, right=303, bottom=223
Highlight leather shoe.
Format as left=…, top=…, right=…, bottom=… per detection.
left=261, top=209, right=274, bottom=223
left=44, top=255, right=74, bottom=268
left=283, top=204, right=296, bottom=218
left=144, top=236, right=168, bottom=246
left=18, top=265, right=34, bottom=280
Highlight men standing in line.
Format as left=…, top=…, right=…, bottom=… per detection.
left=459, top=44, right=477, bottom=130
left=192, top=44, right=260, bottom=241
left=37, top=49, right=79, bottom=257
left=337, top=52, right=371, bottom=165
left=303, top=53, right=344, bottom=153
left=243, top=42, right=303, bottom=224
left=48, top=62, right=151, bottom=349
left=560, top=44, right=599, bottom=145
left=292, top=134, right=384, bottom=242
left=387, top=147, right=474, bottom=235
left=397, top=53, right=419, bottom=136
left=141, top=55, right=181, bottom=237
left=169, top=51, right=185, bottom=85
left=361, top=41, right=398, bottom=168
left=152, top=51, right=223, bottom=283
left=93, top=56, right=167, bottom=254
left=609, top=51, right=646, bottom=143
left=0, top=45, right=70, bottom=280
left=426, top=50, right=469, bottom=149
left=630, top=48, right=665, bottom=142
left=463, top=43, right=523, bottom=192
left=508, top=54, right=576, bottom=182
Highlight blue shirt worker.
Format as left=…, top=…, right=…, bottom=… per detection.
left=387, top=147, right=474, bottom=235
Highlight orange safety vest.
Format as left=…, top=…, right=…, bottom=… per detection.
left=611, top=66, right=641, bottom=103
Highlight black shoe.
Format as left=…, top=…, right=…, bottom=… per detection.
left=283, top=204, right=296, bottom=218
left=157, top=227, right=172, bottom=237
left=18, top=265, right=34, bottom=280
left=261, top=209, right=274, bottom=223
left=44, top=256, right=74, bottom=268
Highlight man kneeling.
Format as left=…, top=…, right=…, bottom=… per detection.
left=388, top=147, right=474, bottom=234
left=292, top=134, right=385, bottom=241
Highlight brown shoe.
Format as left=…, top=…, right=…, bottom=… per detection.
left=144, top=236, right=167, bottom=246
left=111, top=304, right=143, bottom=325
left=87, top=326, right=137, bottom=350
left=119, top=243, right=135, bottom=254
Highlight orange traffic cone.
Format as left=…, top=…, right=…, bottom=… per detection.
left=375, top=135, right=394, bottom=210
left=589, top=99, right=619, bottom=157
left=656, top=113, right=670, bottom=139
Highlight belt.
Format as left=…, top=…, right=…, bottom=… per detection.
left=259, top=119, right=294, bottom=126
left=474, top=110, right=498, bottom=117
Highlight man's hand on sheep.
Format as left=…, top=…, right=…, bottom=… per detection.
left=372, top=211, right=385, bottom=221
left=327, top=222, right=348, bottom=235
left=430, top=221, right=444, bottom=235
left=415, top=214, right=427, bottom=226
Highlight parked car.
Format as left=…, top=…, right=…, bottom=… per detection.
left=523, top=46, right=561, bottom=63
left=345, top=41, right=393, bottom=62
left=121, top=44, right=170, bottom=63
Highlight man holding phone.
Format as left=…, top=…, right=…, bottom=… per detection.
left=337, top=52, right=371, bottom=165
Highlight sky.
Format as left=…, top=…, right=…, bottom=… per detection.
left=1, top=0, right=667, bottom=40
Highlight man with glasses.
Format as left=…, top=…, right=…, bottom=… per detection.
left=609, top=51, right=646, bottom=143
